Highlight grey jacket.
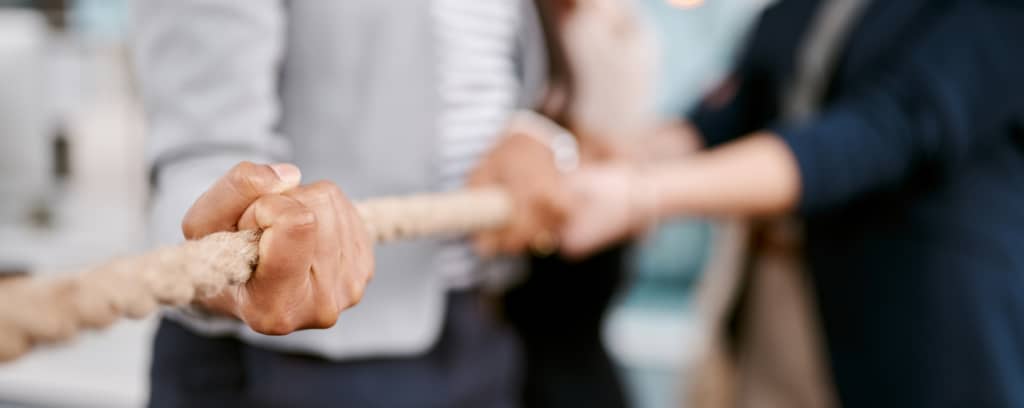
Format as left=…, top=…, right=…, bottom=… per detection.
left=134, top=0, right=547, bottom=359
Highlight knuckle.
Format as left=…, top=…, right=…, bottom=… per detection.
left=230, top=161, right=256, bottom=175
left=181, top=218, right=200, bottom=239
left=348, top=292, right=364, bottom=308
left=347, top=282, right=366, bottom=307
left=318, top=181, right=345, bottom=203
left=313, top=305, right=340, bottom=329
left=310, top=180, right=336, bottom=191
left=364, top=260, right=376, bottom=283
left=247, top=313, right=297, bottom=336
left=298, top=180, right=344, bottom=209
left=228, top=161, right=256, bottom=183
left=229, top=161, right=271, bottom=196
left=502, top=241, right=525, bottom=255
left=329, top=186, right=347, bottom=203
left=284, top=208, right=318, bottom=231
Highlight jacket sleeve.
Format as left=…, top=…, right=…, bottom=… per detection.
left=690, top=70, right=777, bottom=148
left=689, top=7, right=783, bottom=148
left=776, top=1, right=1024, bottom=214
left=133, top=0, right=291, bottom=247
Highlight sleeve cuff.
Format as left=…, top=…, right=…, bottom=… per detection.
left=771, top=108, right=885, bottom=215
left=773, top=123, right=823, bottom=215
left=164, top=305, right=243, bottom=336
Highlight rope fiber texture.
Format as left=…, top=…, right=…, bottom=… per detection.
left=0, top=188, right=511, bottom=362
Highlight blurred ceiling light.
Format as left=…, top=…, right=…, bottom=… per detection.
left=667, top=0, right=704, bottom=9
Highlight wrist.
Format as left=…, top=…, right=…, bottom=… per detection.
left=637, top=160, right=702, bottom=219
left=630, top=164, right=663, bottom=229
left=511, top=110, right=580, bottom=173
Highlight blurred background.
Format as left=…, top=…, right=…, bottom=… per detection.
left=0, top=0, right=768, bottom=406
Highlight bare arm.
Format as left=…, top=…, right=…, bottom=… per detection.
left=559, top=131, right=800, bottom=258
left=643, top=131, right=800, bottom=218
left=561, top=1, right=1024, bottom=257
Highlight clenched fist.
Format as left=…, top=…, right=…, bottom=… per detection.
left=468, top=112, right=574, bottom=256
left=183, top=162, right=374, bottom=335
left=560, top=163, right=660, bottom=259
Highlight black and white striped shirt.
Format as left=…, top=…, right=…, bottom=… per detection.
left=432, top=0, right=522, bottom=288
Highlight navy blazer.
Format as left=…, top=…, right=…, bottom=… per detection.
left=693, top=0, right=1024, bottom=406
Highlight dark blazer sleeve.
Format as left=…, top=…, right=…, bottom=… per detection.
left=690, top=70, right=774, bottom=148
left=775, top=1, right=1024, bottom=214
left=688, top=0, right=798, bottom=148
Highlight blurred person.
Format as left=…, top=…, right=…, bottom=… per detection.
left=471, top=1, right=663, bottom=407
left=547, top=0, right=1024, bottom=406
left=135, top=0, right=578, bottom=406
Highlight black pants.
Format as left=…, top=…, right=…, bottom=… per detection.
left=503, top=246, right=630, bottom=408
left=150, top=291, right=522, bottom=408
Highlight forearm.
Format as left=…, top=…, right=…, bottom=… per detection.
left=643, top=131, right=801, bottom=218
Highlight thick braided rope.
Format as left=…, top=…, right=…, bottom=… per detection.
left=0, top=188, right=511, bottom=362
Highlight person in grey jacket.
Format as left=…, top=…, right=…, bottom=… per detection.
left=134, top=0, right=571, bottom=406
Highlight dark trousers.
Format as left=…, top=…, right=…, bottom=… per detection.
left=149, top=291, right=522, bottom=408
left=504, top=246, right=630, bottom=408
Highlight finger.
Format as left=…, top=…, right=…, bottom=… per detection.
left=183, top=162, right=302, bottom=239
left=332, top=185, right=376, bottom=307
left=504, top=183, right=568, bottom=255
left=238, top=194, right=318, bottom=286
left=534, top=187, right=569, bottom=251
left=490, top=181, right=564, bottom=255
left=558, top=176, right=602, bottom=259
left=527, top=200, right=565, bottom=257
left=468, top=167, right=502, bottom=255
left=283, top=182, right=344, bottom=279
left=529, top=230, right=559, bottom=257
left=559, top=219, right=601, bottom=260
left=286, top=181, right=374, bottom=311
left=285, top=182, right=348, bottom=325
left=474, top=232, right=501, bottom=258
left=559, top=178, right=636, bottom=260
left=283, top=182, right=343, bottom=241
left=535, top=184, right=571, bottom=231
left=498, top=207, right=540, bottom=254
left=466, top=163, right=499, bottom=188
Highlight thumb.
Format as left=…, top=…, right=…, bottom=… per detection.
left=183, top=161, right=302, bottom=239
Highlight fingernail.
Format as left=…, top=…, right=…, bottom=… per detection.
left=269, top=163, right=301, bottom=187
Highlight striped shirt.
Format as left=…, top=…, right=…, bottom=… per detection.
left=432, top=0, right=522, bottom=288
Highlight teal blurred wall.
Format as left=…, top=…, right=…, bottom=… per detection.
left=608, top=1, right=767, bottom=407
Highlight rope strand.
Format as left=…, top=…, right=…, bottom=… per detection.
left=0, top=188, right=511, bottom=362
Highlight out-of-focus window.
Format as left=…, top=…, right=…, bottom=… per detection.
left=0, top=1, right=149, bottom=406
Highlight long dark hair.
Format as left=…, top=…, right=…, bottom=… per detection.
left=533, top=0, right=576, bottom=129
